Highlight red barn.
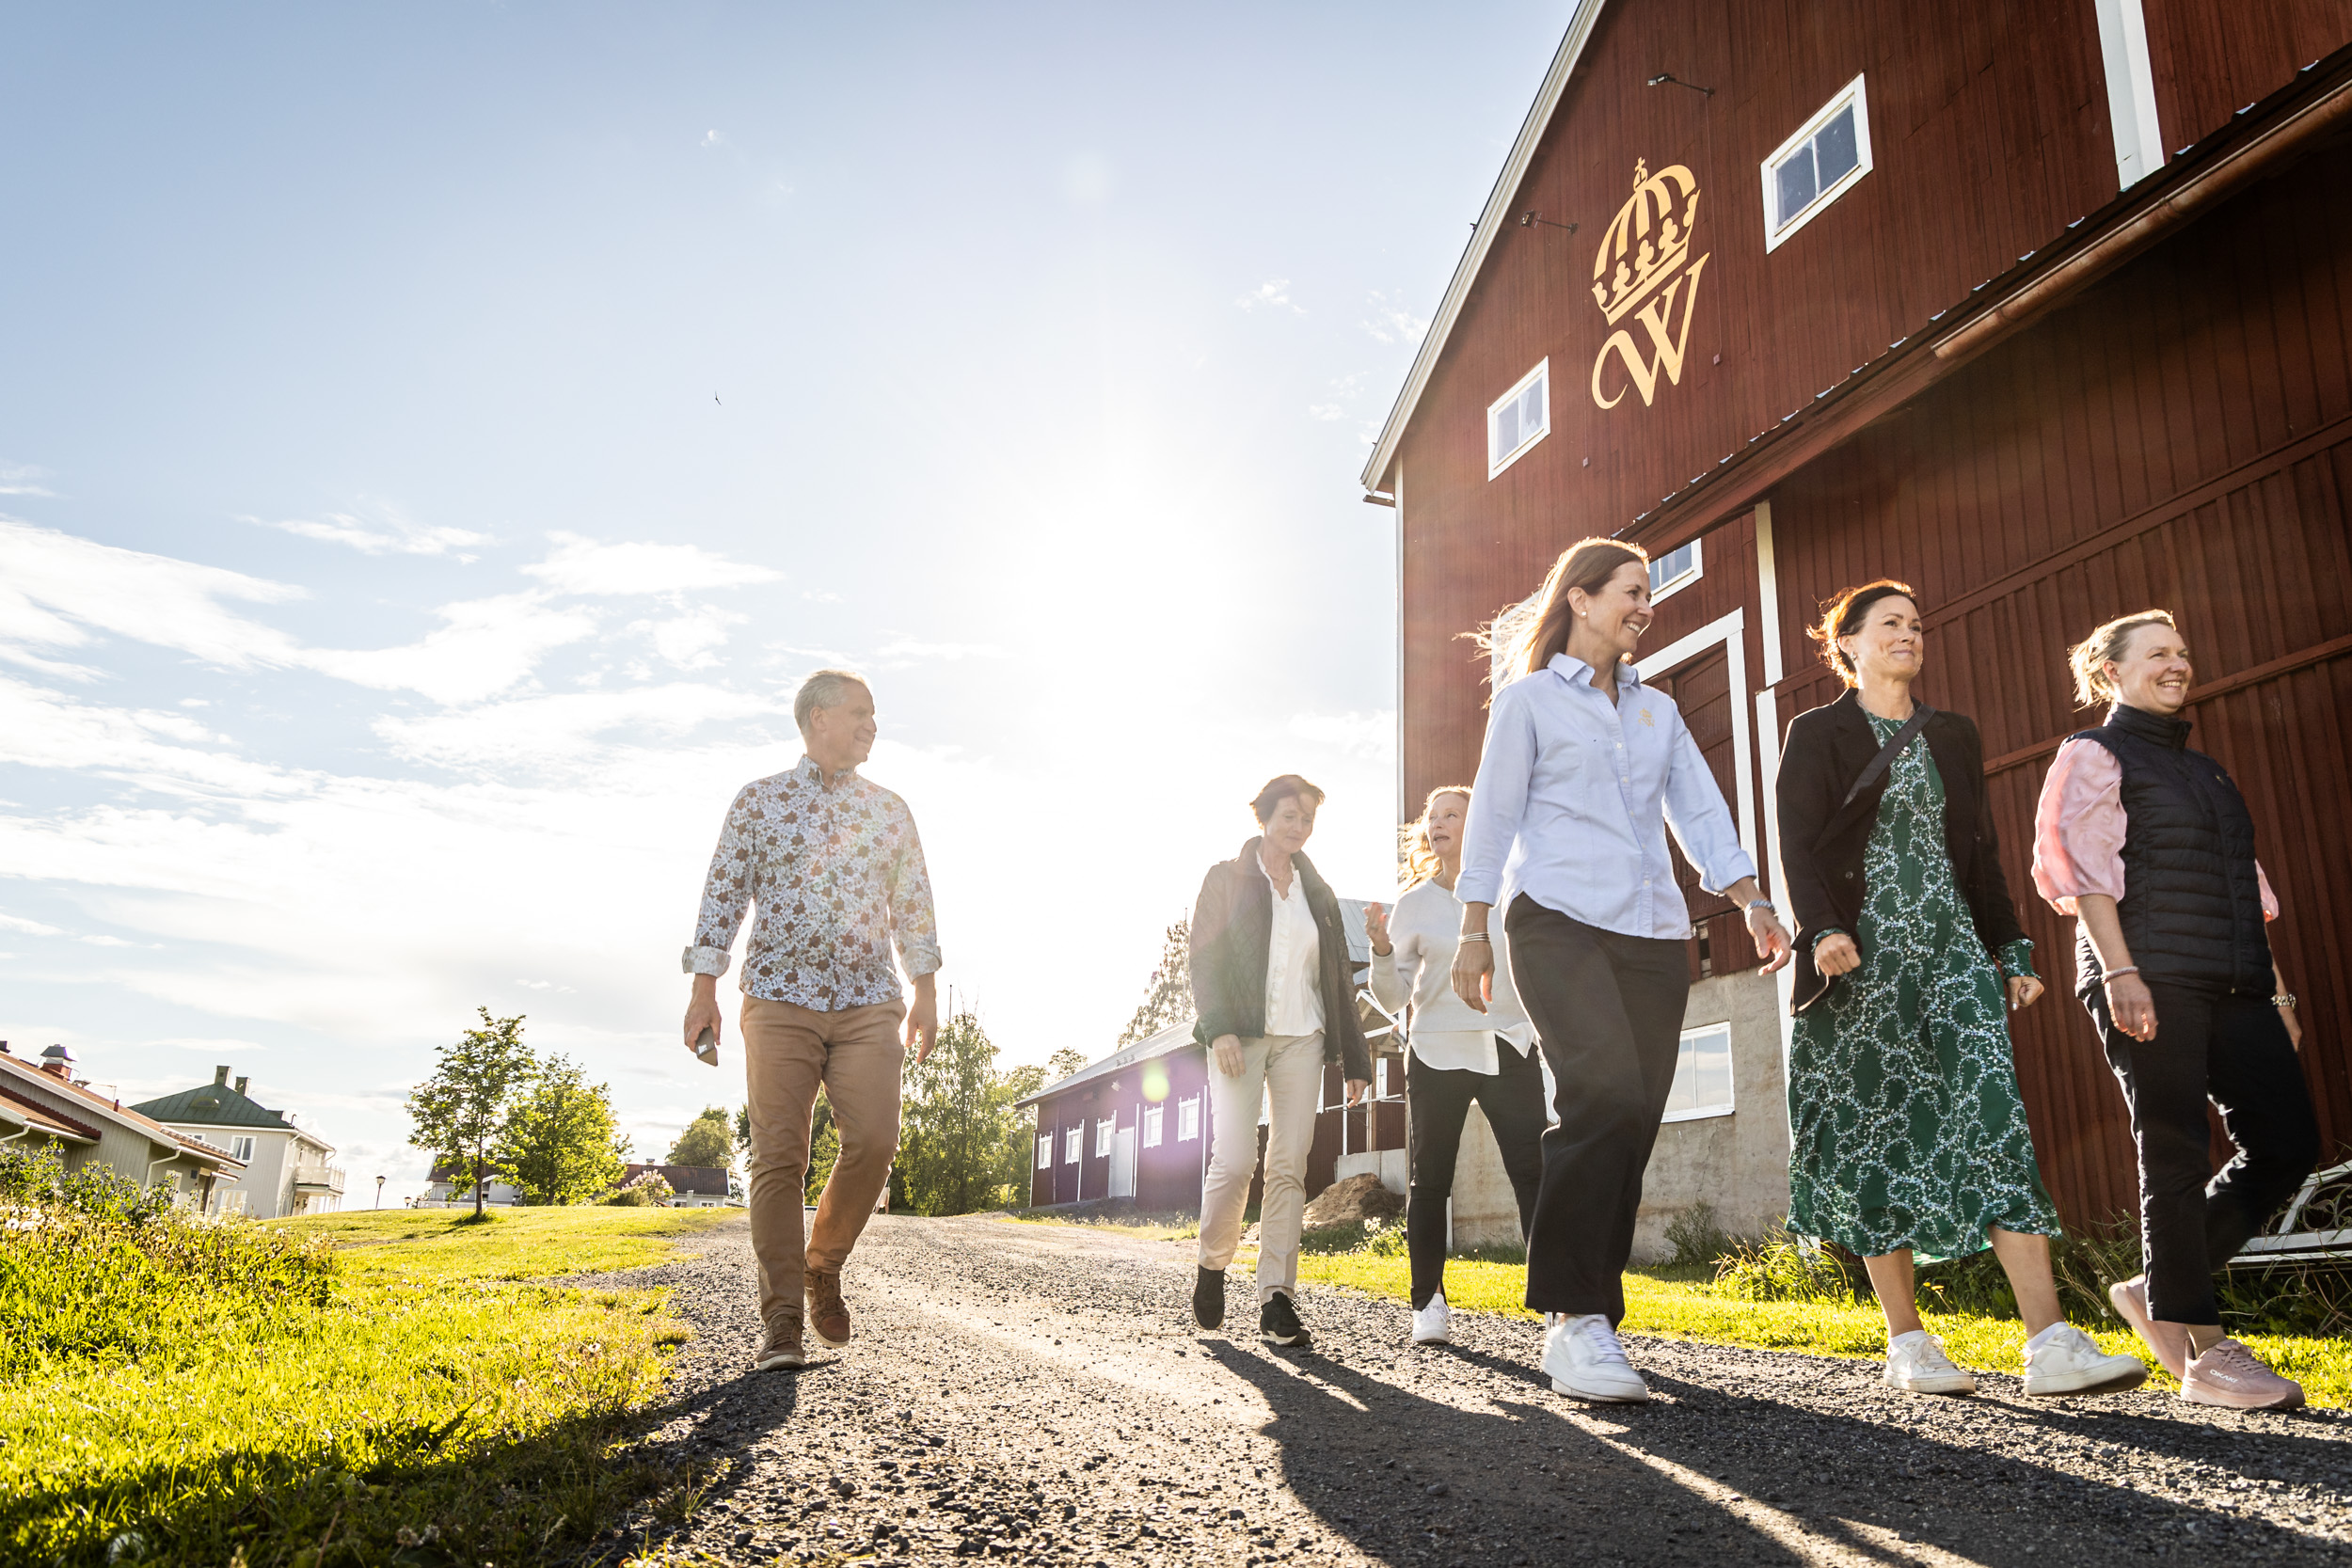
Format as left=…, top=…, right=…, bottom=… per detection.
left=1360, top=0, right=2352, bottom=1243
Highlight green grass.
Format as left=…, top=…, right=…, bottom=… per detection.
left=1296, top=1250, right=2352, bottom=1408
left=3, top=1205, right=739, bottom=1567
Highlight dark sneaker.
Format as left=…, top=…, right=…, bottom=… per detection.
left=1192, top=1267, right=1226, bottom=1331
left=806, top=1268, right=850, bottom=1349
left=1260, top=1291, right=1311, bottom=1349
left=755, top=1311, right=805, bottom=1370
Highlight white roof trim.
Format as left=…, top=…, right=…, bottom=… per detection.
left=1359, top=0, right=1611, bottom=494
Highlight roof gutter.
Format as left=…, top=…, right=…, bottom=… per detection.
left=1620, top=45, right=2352, bottom=558
left=1359, top=0, right=1611, bottom=495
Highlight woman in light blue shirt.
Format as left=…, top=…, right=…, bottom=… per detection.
left=1454, top=537, right=1791, bottom=1404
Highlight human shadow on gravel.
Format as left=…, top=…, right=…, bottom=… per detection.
left=1202, top=1340, right=2344, bottom=1567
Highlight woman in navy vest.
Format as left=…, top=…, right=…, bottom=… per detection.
left=2032, top=610, right=2318, bottom=1411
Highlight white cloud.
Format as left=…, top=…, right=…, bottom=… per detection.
left=248, top=501, right=489, bottom=559
left=1287, top=708, right=1396, bottom=761
left=0, top=912, right=65, bottom=936
left=1237, top=279, right=1303, bottom=314
left=872, top=637, right=1005, bottom=665
left=1360, top=290, right=1429, bottom=345
left=0, top=461, right=56, bottom=498
left=315, top=594, right=598, bottom=706
left=1307, top=404, right=1343, bottom=421
left=628, top=604, right=745, bottom=671
left=0, top=516, right=309, bottom=671
left=147, top=1037, right=266, bottom=1053
left=701, top=129, right=725, bottom=148
left=375, top=683, right=786, bottom=774
left=524, top=532, right=781, bottom=595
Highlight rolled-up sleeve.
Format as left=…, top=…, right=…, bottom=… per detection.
left=887, top=813, right=943, bottom=979
left=2030, top=739, right=2127, bottom=915
left=1457, top=688, right=1536, bottom=909
left=684, top=786, right=756, bottom=976
left=1661, top=714, right=1757, bottom=894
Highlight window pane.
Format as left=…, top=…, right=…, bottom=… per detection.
left=1521, top=376, right=1545, bottom=435
left=1494, top=400, right=1519, bottom=457
left=1693, top=1028, right=1732, bottom=1110
left=1775, top=145, right=1818, bottom=228
left=1666, top=1037, right=1697, bottom=1116
left=1815, top=105, right=1859, bottom=188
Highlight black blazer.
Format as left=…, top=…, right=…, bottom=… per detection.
left=1775, top=690, right=2028, bottom=1014
left=1186, top=838, right=1373, bottom=1082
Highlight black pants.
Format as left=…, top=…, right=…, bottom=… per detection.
left=1507, top=895, right=1692, bottom=1323
left=2086, top=979, right=2318, bottom=1324
left=1406, top=1041, right=1547, bottom=1308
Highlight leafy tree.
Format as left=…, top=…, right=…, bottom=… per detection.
left=896, top=1011, right=1038, bottom=1216
left=500, top=1055, right=628, bottom=1205
left=804, top=1092, right=839, bottom=1205
left=667, top=1106, right=734, bottom=1170
left=1045, top=1047, right=1089, bottom=1083
left=1117, top=918, right=1193, bottom=1045
left=407, top=1008, right=536, bottom=1220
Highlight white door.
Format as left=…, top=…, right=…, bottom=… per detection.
left=1110, top=1125, right=1137, bottom=1199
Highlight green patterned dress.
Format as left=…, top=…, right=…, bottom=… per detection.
left=1787, top=711, right=2059, bottom=1259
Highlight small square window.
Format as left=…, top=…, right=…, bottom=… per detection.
left=1142, top=1104, right=1165, bottom=1148
left=1094, top=1118, right=1114, bottom=1158
left=1177, top=1096, right=1201, bottom=1142
left=1036, top=1135, right=1053, bottom=1171
left=1486, top=359, right=1550, bottom=478
left=1648, top=539, right=1702, bottom=602
left=1763, top=77, right=1873, bottom=252
left=1063, top=1126, right=1082, bottom=1164
left=1661, top=1024, right=1735, bottom=1122
left=230, top=1135, right=256, bottom=1162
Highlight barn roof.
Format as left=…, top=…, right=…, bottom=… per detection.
left=1359, top=0, right=1610, bottom=495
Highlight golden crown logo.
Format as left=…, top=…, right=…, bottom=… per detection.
left=1590, top=158, right=1711, bottom=410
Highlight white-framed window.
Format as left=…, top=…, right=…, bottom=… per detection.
left=1647, top=539, right=1702, bottom=602
left=230, top=1135, right=256, bottom=1162
left=1094, top=1117, right=1115, bottom=1158
left=1375, top=1058, right=1390, bottom=1100
left=1177, top=1095, right=1201, bottom=1143
left=1661, top=1023, right=1735, bottom=1123
left=1762, top=75, right=1872, bottom=252
left=1142, top=1104, right=1165, bottom=1148
left=1037, top=1134, right=1053, bottom=1171
left=1486, top=358, right=1549, bottom=478
left=1063, top=1126, right=1082, bottom=1164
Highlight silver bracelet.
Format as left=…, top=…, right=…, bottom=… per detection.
left=2102, top=966, right=2140, bottom=982
left=1458, top=931, right=1491, bottom=944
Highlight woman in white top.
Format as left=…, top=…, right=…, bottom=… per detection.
left=1368, top=785, right=1547, bottom=1347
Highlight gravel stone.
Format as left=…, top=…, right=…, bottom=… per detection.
left=579, top=1213, right=2352, bottom=1565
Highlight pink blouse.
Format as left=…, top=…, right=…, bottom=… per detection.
left=2030, top=738, right=2278, bottom=919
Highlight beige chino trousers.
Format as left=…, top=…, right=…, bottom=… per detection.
left=1196, top=1030, right=1325, bottom=1306
left=741, top=994, right=905, bottom=1328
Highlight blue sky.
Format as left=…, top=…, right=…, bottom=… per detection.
left=0, top=3, right=1564, bottom=1194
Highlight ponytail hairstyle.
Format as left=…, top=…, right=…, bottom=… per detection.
left=2066, top=610, right=2179, bottom=707
left=1398, top=785, right=1473, bottom=888
left=1805, top=579, right=1919, bottom=687
left=1475, top=537, right=1650, bottom=688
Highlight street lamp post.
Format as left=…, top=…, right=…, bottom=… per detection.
left=374, top=1174, right=386, bottom=1209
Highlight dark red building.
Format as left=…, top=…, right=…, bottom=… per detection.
left=1361, top=0, right=2352, bottom=1236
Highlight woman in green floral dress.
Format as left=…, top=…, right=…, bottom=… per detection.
left=1776, top=582, right=2144, bottom=1400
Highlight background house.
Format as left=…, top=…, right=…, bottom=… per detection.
left=135, top=1065, right=344, bottom=1218
left=1360, top=0, right=2352, bottom=1255
left=620, top=1162, right=733, bottom=1208
left=421, top=1161, right=522, bottom=1208
left=0, top=1042, right=246, bottom=1210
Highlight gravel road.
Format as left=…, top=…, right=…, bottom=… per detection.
left=583, top=1213, right=2351, bottom=1567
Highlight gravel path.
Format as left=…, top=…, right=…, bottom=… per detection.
left=584, top=1213, right=2351, bottom=1567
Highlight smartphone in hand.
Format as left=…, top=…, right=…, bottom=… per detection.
left=693, top=1027, right=720, bottom=1067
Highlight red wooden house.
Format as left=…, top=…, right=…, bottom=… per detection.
left=1360, top=0, right=2352, bottom=1243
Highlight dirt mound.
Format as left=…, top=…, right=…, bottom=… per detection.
left=1300, top=1173, right=1403, bottom=1228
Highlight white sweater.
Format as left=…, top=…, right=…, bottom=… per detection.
left=1368, top=878, right=1534, bottom=1076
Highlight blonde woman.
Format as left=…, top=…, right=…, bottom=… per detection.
left=2032, top=611, right=2317, bottom=1410
left=1454, top=538, right=1791, bottom=1403
left=1366, top=786, right=1545, bottom=1347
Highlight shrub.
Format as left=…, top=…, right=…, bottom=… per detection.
left=1713, top=1232, right=1867, bottom=1305
left=1664, top=1202, right=1733, bottom=1268
left=602, top=1170, right=674, bottom=1208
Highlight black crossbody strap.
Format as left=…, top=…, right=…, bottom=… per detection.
left=1838, top=705, right=1935, bottom=812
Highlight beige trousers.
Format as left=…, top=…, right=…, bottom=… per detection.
left=740, top=994, right=906, bottom=1327
left=1196, top=1030, right=1325, bottom=1305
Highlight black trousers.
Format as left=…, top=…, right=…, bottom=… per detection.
left=1507, top=895, right=1692, bottom=1323
left=2086, top=979, right=2319, bottom=1324
left=1405, top=1041, right=1547, bottom=1308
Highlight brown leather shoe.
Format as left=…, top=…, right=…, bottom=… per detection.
left=806, top=1268, right=851, bottom=1349
left=755, top=1310, right=805, bottom=1370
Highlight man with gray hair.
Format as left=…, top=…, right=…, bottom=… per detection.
left=682, top=668, right=941, bottom=1370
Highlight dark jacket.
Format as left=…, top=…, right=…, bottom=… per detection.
left=1187, top=838, right=1373, bottom=1082
left=1776, top=690, right=2027, bottom=1014
left=2067, top=703, right=2272, bottom=998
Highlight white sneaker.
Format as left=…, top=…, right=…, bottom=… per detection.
left=1411, top=1294, right=1452, bottom=1345
left=1883, top=1330, right=1976, bottom=1395
left=1542, top=1313, right=1649, bottom=1402
left=2023, top=1323, right=2148, bottom=1397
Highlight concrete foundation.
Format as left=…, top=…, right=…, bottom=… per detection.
left=1629, top=966, right=1790, bottom=1262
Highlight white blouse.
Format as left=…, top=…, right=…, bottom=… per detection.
left=1368, top=877, right=1534, bottom=1076
left=1258, top=852, right=1325, bottom=1037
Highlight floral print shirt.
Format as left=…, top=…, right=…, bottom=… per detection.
left=683, top=757, right=942, bottom=1009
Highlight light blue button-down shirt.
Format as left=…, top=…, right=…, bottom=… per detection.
left=1458, top=652, right=1757, bottom=942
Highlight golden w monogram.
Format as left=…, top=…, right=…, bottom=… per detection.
left=1589, top=160, right=1711, bottom=411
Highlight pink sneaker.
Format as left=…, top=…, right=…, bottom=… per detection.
left=2108, top=1276, right=2188, bottom=1380
left=2180, top=1338, right=2304, bottom=1411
